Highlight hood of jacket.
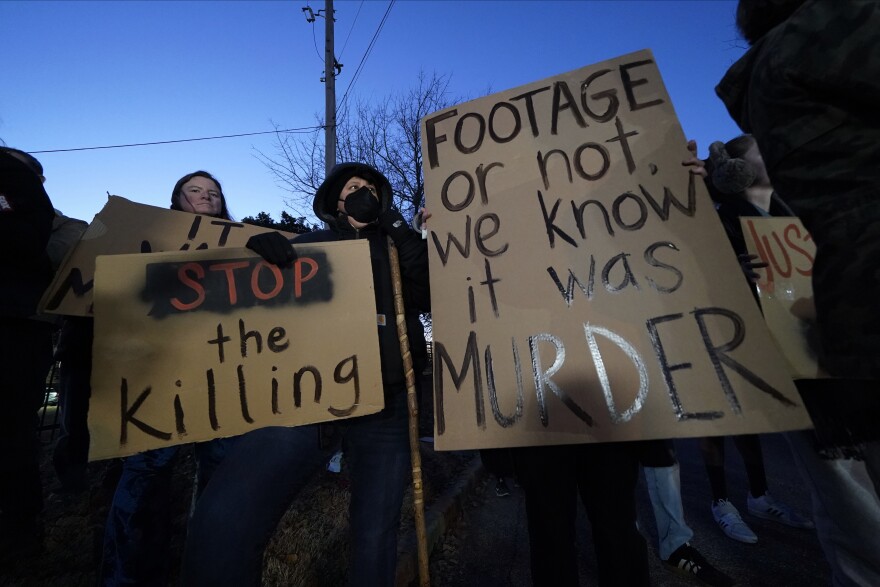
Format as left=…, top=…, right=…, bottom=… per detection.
left=715, top=36, right=768, bottom=135
left=313, top=162, right=393, bottom=229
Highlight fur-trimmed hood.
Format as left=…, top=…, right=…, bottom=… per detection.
left=313, top=162, right=393, bottom=228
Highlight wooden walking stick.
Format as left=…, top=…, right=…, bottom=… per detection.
left=387, top=237, right=431, bottom=587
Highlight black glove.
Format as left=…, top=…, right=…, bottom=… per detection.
left=343, top=187, right=382, bottom=223
left=246, top=232, right=296, bottom=266
left=377, top=208, right=411, bottom=244
left=738, top=253, right=768, bottom=283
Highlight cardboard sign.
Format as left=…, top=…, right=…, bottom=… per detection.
left=89, top=242, right=384, bottom=460
left=740, top=216, right=823, bottom=379
left=40, top=196, right=299, bottom=317
left=421, top=50, right=812, bottom=450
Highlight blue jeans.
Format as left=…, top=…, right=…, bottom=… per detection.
left=643, top=464, right=694, bottom=560
left=100, top=438, right=235, bottom=587
left=182, top=391, right=411, bottom=587
left=343, top=392, right=411, bottom=587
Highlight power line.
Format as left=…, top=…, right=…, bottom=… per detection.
left=302, top=2, right=323, bottom=64
left=337, top=0, right=394, bottom=118
left=29, top=126, right=322, bottom=154
left=337, top=0, right=364, bottom=61
left=310, top=15, right=324, bottom=63
left=338, top=0, right=394, bottom=113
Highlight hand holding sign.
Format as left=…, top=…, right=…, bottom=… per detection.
left=738, top=253, right=769, bottom=283
left=682, top=139, right=708, bottom=178
left=246, top=231, right=297, bottom=266
left=40, top=197, right=304, bottom=317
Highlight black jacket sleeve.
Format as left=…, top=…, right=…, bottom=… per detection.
left=0, top=153, right=54, bottom=259
left=393, top=229, right=430, bottom=313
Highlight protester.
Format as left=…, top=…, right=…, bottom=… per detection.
left=0, top=148, right=89, bottom=274
left=701, top=433, right=813, bottom=543
left=697, top=135, right=813, bottom=545
left=99, top=171, right=238, bottom=586
left=182, top=162, right=430, bottom=587
left=11, top=154, right=94, bottom=495
left=510, top=140, right=732, bottom=587
left=514, top=441, right=648, bottom=587
left=635, top=144, right=733, bottom=587
left=52, top=315, right=93, bottom=494
left=640, top=441, right=733, bottom=587
left=0, top=147, right=56, bottom=561
left=0, top=149, right=92, bottom=496
left=715, top=2, right=880, bottom=583
left=717, top=0, right=880, bottom=447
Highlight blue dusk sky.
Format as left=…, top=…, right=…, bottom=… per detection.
left=2, top=0, right=747, bottom=224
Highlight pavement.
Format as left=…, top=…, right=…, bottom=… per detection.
left=398, top=434, right=831, bottom=587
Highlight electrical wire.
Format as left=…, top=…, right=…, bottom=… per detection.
left=304, top=2, right=324, bottom=65
left=30, top=0, right=381, bottom=157
left=29, top=126, right=322, bottom=154
left=311, top=17, right=324, bottom=64
left=337, top=0, right=395, bottom=118
left=337, top=0, right=364, bottom=61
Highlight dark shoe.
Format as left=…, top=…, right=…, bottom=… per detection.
left=664, top=543, right=734, bottom=587
left=747, top=492, right=814, bottom=529
left=494, top=477, right=511, bottom=497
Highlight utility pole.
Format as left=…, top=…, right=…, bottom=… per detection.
left=303, top=1, right=341, bottom=176
left=324, top=0, right=336, bottom=175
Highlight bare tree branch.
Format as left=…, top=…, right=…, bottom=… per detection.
left=256, top=71, right=467, bottom=222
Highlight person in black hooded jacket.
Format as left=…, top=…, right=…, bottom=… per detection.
left=183, top=162, right=430, bottom=587
left=298, top=162, right=431, bottom=398
left=0, top=147, right=55, bottom=561
left=696, top=136, right=814, bottom=547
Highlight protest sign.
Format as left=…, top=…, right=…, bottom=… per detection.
left=740, top=216, right=823, bottom=379
left=421, top=49, right=812, bottom=450
left=40, top=196, right=298, bottom=317
left=89, top=241, right=384, bottom=460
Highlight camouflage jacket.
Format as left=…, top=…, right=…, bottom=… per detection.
left=715, top=0, right=880, bottom=223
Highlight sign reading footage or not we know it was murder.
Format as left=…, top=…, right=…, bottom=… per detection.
left=88, top=242, right=384, bottom=460
left=421, top=49, right=812, bottom=451
left=39, top=196, right=301, bottom=318
left=741, top=216, right=824, bottom=379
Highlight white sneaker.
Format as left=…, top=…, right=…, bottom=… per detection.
left=712, top=499, right=758, bottom=543
left=748, top=492, right=814, bottom=529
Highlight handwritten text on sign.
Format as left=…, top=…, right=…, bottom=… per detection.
left=40, top=196, right=299, bottom=317
left=89, top=241, right=383, bottom=460
left=421, top=50, right=811, bottom=450
left=741, top=216, right=822, bottom=379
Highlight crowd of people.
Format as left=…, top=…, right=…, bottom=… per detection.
left=2, top=1, right=878, bottom=586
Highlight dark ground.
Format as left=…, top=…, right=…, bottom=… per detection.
left=1, top=374, right=837, bottom=587
left=0, top=436, right=477, bottom=587
left=429, top=434, right=832, bottom=587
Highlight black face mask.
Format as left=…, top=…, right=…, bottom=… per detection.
left=343, top=186, right=381, bottom=223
